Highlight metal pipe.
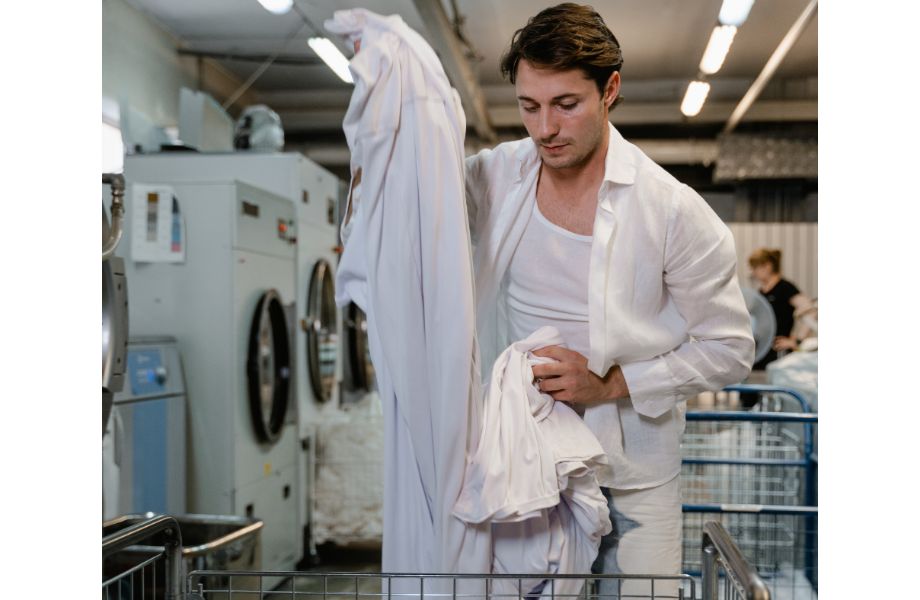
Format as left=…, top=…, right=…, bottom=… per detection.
left=102, top=173, right=125, bottom=261
left=685, top=411, right=817, bottom=423
left=412, top=0, right=497, bottom=143
left=220, top=18, right=309, bottom=110
left=701, top=521, right=771, bottom=600
left=178, top=48, right=321, bottom=66
left=722, top=0, right=818, bottom=135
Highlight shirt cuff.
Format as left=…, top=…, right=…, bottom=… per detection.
left=619, top=356, right=681, bottom=419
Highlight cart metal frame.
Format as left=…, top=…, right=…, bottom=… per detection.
left=102, top=514, right=771, bottom=600
left=682, top=385, right=818, bottom=599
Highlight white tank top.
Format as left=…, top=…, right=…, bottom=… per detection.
left=507, top=201, right=592, bottom=358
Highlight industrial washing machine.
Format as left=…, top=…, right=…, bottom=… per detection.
left=120, top=159, right=301, bottom=572
left=121, top=152, right=343, bottom=554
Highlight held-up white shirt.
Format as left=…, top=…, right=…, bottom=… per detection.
left=465, top=124, right=755, bottom=489
left=329, top=8, right=490, bottom=575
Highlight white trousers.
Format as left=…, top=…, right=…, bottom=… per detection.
left=593, top=476, right=682, bottom=599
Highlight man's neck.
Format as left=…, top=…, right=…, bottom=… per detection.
left=539, top=129, right=609, bottom=203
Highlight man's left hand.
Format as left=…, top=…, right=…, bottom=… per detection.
left=531, top=345, right=629, bottom=406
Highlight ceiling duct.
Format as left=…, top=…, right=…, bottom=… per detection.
left=714, top=134, right=817, bottom=181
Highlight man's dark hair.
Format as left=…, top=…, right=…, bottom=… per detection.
left=500, top=3, right=624, bottom=108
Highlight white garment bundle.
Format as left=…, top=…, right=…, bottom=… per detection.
left=327, top=8, right=490, bottom=576
left=454, top=326, right=612, bottom=597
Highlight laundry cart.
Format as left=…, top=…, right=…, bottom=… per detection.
left=682, top=385, right=818, bottom=600
left=105, top=512, right=775, bottom=600
left=184, top=522, right=769, bottom=600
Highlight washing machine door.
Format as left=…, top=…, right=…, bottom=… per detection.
left=302, top=260, right=339, bottom=403
left=103, top=207, right=128, bottom=434
left=346, top=302, right=375, bottom=391
left=246, top=289, right=292, bottom=444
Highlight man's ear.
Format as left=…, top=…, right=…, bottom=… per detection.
left=604, top=71, right=621, bottom=109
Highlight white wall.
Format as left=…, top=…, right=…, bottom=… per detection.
left=730, top=223, right=818, bottom=299
left=102, top=0, right=258, bottom=127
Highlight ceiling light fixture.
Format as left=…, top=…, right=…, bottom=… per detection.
left=308, top=37, right=354, bottom=84
left=699, top=25, right=738, bottom=75
left=719, top=0, right=755, bottom=27
left=681, top=81, right=711, bottom=117
left=256, top=0, right=293, bottom=14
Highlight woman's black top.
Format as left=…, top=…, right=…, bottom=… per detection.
left=753, top=278, right=800, bottom=370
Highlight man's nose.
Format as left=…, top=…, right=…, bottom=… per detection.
left=538, top=109, right=559, bottom=140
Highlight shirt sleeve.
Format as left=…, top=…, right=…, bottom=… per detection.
left=619, top=185, right=755, bottom=418
left=464, top=149, right=493, bottom=244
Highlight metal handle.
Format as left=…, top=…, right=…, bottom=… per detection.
left=103, top=173, right=125, bottom=261
left=701, top=521, right=770, bottom=600
left=102, top=514, right=183, bottom=600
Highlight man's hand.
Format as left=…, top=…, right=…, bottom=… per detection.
left=531, top=345, right=629, bottom=406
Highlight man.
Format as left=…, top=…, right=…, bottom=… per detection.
left=464, top=3, right=754, bottom=593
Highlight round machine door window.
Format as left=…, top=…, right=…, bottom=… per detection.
left=346, top=302, right=375, bottom=391
left=246, top=289, right=291, bottom=444
left=304, top=260, right=339, bottom=403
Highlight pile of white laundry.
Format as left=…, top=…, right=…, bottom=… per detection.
left=454, top=327, right=612, bottom=596
left=311, top=393, right=384, bottom=546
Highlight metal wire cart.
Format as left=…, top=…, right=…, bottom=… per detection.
left=682, top=385, right=818, bottom=600
left=103, top=516, right=770, bottom=599
left=103, top=384, right=817, bottom=600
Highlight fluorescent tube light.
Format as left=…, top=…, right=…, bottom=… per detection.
left=257, top=0, right=293, bottom=15
left=308, top=37, right=354, bottom=84
left=681, top=81, right=711, bottom=117
left=699, top=25, right=737, bottom=75
left=719, top=0, right=755, bottom=26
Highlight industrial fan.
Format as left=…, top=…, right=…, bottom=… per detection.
left=741, top=286, right=776, bottom=364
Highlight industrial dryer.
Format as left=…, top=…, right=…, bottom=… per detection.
left=120, top=152, right=344, bottom=552
left=120, top=162, right=301, bottom=572
left=119, top=153, right=343, bottom=432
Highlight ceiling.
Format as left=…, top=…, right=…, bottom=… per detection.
left=122, top=0, right=818, bottom=166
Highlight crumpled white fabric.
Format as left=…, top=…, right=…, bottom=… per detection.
left=327, top=7, right=490, bottom=578
left=454, top=326, right=612, bottom=597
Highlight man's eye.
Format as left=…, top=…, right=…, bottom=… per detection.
left=522, top=105, right=538, bottom=113
left=559, top=103, right=577, bottom=110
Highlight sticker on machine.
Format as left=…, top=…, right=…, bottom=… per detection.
left=131, top=184, right=186, bottom=263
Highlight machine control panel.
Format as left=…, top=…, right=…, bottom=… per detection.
left=235, top=183, right=296, bottom=258
left=277, top=218, right=296, bottom=244
left=128, top=349, right=168, bottom=395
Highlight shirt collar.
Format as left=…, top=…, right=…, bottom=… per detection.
left=603, top=122, right=637, bottom=186
left=513, top=122, right=637, bottom=185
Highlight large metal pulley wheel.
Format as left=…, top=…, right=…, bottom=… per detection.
left=246, top=289, right=292, bottom=444
left=303, top=260, right=338, bottom=403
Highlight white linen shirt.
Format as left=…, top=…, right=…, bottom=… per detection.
left=465, top=124, right=755, bottom=489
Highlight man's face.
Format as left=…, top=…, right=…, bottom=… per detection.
left=514, top=60, right=618, bottom=171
